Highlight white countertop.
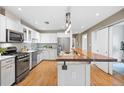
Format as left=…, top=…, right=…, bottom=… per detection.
left=0, top=56, right=15, bottom=61
left=25, top=48, right=57, bottom=53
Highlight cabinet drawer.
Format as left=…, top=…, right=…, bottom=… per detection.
left=1, top=63, right=15, bottom=86
left=1, top=58, right=15, bottom=67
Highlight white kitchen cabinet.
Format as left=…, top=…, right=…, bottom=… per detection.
left=23, top=26, right=32, bottom=43
left=40, top=33, right=57, bottom=43
left=41, top=49, right=57, bottom=60
left=6, top=11, right=22, bottom=32
left=0, top=14, right=6, bottom=42
left=0, top=58, right=15, bottom=86
left=43, top=50, right=50, bottom=60
left=37, top=51, right=43, bottom=64
left=37, top=53, right=41, bottom=64
left=31, top=30, right=41, bottom=43
left=49, top=49, right=57, bottom=59
left=22, top=25, right=40, bottom=43
left=57, top=62, right=90, bottom=86
left=40, top=52, right=44, bottom=61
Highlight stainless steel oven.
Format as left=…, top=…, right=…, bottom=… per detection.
left=15, top=54, right=30, bottom=83
left=6, top=29, right=24, bottom=43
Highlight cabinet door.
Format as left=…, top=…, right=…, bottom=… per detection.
left=43, top=50, right=50, bottom=60
left=49, top=34, right=57, bottom=43
left=58, top=62, right=86, bottom=86
left=0, top=15, right=6, bottom=42
left=40, top=52, right=43, bottom=61
left=6, top=12, right=20, bottom=31
left=40, top=33, right=57, bottom=43
left=1, top=63, right=15, bottom=86
left=1, top=66, right=7, bottom=85
left=49, top=49, right=57, bottom=59
left=37, top=53, right=41, bottom=64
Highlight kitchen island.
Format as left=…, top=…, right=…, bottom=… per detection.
left=56, top=49, right=117, bottom=86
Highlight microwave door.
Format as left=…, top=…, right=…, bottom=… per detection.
left=6, top=29, right=24, bottom=43
left=21, top=34, right=24, bottom=42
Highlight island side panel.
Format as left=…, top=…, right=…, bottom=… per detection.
left=57, top=61, right=90, bottom=86
left=85, top=64, right=90, bottom=86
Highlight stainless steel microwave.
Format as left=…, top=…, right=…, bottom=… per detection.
left=6, top=29, right=24, bottom=43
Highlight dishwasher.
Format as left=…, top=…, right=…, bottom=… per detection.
left=32, top=51, right=37, bottom=68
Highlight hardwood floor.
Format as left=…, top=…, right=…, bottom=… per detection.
left=17, top=61, right=57, bottom=86
left=91, top=64, right=124, bottom=86
left=17, top=61, right=124, bottom=86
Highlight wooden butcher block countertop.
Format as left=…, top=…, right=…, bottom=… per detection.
left=56, top=48, right=117, bottom=62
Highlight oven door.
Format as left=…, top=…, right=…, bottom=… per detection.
left=16, top=57, right=30, bottom=77
left=6, top=29, right=24, bottom=43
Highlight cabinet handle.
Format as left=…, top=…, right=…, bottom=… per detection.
left=6, top=65, right=12, bottom=69
left=5, top=60, right=13, bottom=63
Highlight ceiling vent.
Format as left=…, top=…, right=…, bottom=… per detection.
left=44, top=21, right=49, bottom=24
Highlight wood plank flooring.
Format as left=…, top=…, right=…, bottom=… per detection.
left=17, top=61, right=57, bottom=86
left=17, top=61, right=124, bottom=86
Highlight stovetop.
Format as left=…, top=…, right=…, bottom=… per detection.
left=2, top=47, right=30, bottom=59
left=3, top=52, right=30, bottom=59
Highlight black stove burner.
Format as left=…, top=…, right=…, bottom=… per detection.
left=2, top=47, right=29, bottom=57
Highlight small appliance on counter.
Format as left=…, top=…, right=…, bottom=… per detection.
left=2, top=47, right=30, bottom=83
left=21, top=46, right=29, bottom=52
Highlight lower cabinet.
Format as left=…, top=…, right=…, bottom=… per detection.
left=49, top=49, right=57, bottom=59
left=37, top=53, right=41, bottom=64
left=36, top=49, right=57, bottom=63
left=42, top=49, right=57, bottom=60
left=57, top=62, right=90, bottom=86
left=0, top=58, right=15, bottom=86
left=43, top=50, right=50, bottom=60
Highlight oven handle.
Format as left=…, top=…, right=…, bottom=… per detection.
left=17, top=57, right=30, bottom=62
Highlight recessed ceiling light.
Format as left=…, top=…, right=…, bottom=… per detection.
left=18, top=8, right=22, bottom=11
left=96, top=13, right=100, bottom=16
left=35, top=21, right=38, bottom=24
left=81, top=26, right=84, bottom=29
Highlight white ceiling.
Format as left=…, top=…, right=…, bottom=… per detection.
left=4, top=6, right=124, bottom=33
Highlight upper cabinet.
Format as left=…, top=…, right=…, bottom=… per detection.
left=40, top=33, right=57, bottom=43
left=0, top=14, right=6, bottom=42
left=23, top=25, right=32, bottom=43
left=6, top=11, right=22, bottom=32
left=22, top=25, right=40, bottom=43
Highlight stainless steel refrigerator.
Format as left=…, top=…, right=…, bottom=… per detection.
left=57, top=37, right=70, bottom=55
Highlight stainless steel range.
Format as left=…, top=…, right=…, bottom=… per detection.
left=3, top=47, right=30, bottom=83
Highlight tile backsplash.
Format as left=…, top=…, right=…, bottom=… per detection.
left=37, top=43, right=57, bottom=49
left=0, top=43, right=57, bottom=52
left=0, top=43, right=26, bottom=51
